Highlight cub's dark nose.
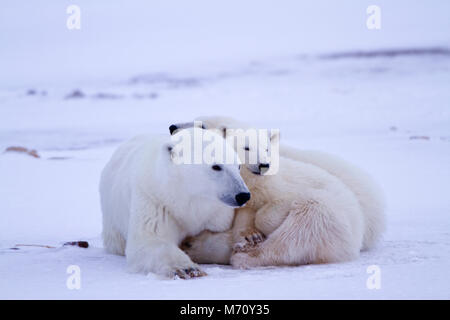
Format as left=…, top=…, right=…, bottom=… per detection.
left=235, top=192, right=251, bottom=206
left=259, top=163, right=270, bottom=171
left=169, top=124, right=178, bottom=135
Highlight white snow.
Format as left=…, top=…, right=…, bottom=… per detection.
left=0, top=0, right=449, bottom=299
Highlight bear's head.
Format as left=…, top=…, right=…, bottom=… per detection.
left=169, top=116, right=279, bottom=176
left=165, top=127, right=251, bottom=208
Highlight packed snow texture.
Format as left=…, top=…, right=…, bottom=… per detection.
left=0, top=0, right=449, bottom=299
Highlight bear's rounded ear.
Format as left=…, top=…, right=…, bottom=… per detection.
left=169, top=121, right=203, bottom=135
left=193, top=120, right=205, bottom=130
left=166, top=143, right=184, bottom=164
left=165, top=143, right=175, bottom=161
left=169, top=125, right=178, bottom=135
left=270, top=130, right=280, bottom=142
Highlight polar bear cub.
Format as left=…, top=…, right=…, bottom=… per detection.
left=195, top=116, right=386, bottom=251
left=99, top=127, right=250, bottom=278
left=172, top=116, right=386, bottom=267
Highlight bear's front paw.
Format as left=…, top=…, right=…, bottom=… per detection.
left=230, top=250, right=261, bottom=269
left=233, top=229, right=265, bottom=253
left=173, top=267, right=207, bottom=279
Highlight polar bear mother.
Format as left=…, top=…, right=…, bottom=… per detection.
left=99, top=128, right=250, bottom=278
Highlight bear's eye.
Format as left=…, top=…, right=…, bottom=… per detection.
left=244, top=147, right=250, bottom=151
left=212, top=165, right=222, bottom=171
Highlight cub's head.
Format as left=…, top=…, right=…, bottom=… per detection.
left=169, top=116, right=279, bottom=176
left=165, top=127, right=250, bottom=208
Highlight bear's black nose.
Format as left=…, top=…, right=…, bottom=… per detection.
left=235, top=192, right=251, bottom=206
left=169, top=124, right=178, bottom=135
left=259, top=163, right=270, bottom=171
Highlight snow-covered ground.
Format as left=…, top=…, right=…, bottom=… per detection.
left=1, top=1, right=449, bottom=299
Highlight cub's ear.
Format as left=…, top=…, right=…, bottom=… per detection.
left=270, top=130, right=280, bottom=142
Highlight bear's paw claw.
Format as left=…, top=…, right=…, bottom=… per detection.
left=174, top=267, right=207, bottom=279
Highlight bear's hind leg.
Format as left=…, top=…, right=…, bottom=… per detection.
left=254, top=200, right=292, bottom=236
left=231, top=199, right=361, bottom=268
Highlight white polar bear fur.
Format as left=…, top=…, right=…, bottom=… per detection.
left=237, top=157, right=364, bottom=264
left=279, top=145, right=385, bottom=250
left=195, top=116, right=386, bottom=250
left=99, top=128, right=248, bottom=277
left=180, top=116, right=385, bottom=267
